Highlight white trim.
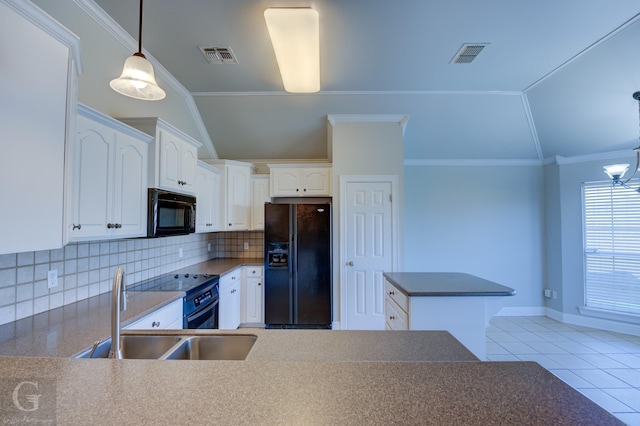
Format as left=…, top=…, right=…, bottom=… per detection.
left=3, top=0, right=83, bottom=76
left=331, top=321, right=341, bottom=330
left=546, top=308, right=640, bottom=337
left=495, top=306, right=547, bottom=316
left=404, top=158, right=542, bottom=167
left=192, top=89, right=523, bottom=97
left=523, top=13, right=640, bottom=92
left=339, top=175, right=399, bottom=330
left=77, top=103, right=153, bottom=142
left=553, top=150, right=635, bottom=165
left=72, top=0, right=217, bottom=159
left=520, top=93, right=543, bottom=161
left=327, top=114, right=410, bottom=136
left=578, top=306, right=640, bottom=325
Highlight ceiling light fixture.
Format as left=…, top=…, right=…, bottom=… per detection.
left=604, top=92, right=640, bottom=188
left=110, top=0, right=166, bottom=101
left=264, top=8, right=320, bottom=93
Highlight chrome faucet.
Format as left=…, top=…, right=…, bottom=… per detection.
left=109, top=267, right=126, bottom=359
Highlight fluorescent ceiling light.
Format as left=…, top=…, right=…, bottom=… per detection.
left=264, top=8, right=320, bottom=93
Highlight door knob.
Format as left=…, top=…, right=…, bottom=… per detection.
left=347, top=261, right=354, bottom=266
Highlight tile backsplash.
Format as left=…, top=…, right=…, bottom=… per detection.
left=0, top=231, right=264, bottom=325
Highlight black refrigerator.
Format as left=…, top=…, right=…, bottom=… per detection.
left=264, top=203, right=332, bottom=329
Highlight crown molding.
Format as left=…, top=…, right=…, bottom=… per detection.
left=191, top=89, right=523, bottom=97
left=404, top=158, right=542, bottom=167
left=72, top=0, right=217, bottom=159
left=327, top=114, right=410, bottom=135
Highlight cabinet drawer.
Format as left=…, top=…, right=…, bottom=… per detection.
left=220, top=268, right=242, bottom=292
left=385, top=296, right=408, bottom=330
left=245, top=266, right=263, bottom=277
left=384, top=279, right=408, bottom=312
left=125, top=299, right=183, bottom=330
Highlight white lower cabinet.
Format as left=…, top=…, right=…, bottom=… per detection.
left=125, top=299, right=183, bottom=330
left=219, top=268, right=242, bottom=329
left=242, top=266, right=264, bottom=325
left=384, top=279, right=409, bottom=330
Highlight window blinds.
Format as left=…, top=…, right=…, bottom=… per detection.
left=583, top=180, right=640, bottom=316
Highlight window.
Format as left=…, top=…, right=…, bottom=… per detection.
left=583, top=180, right=640, bottom=317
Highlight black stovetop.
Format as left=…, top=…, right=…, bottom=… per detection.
left=129, top=273, right=218, bottom=294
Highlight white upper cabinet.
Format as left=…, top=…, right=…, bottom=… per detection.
left=251, top=175, right=270, bottom=231
left=269, top=164, right=332, bottom=197
left=68, top=105, right=151, bottom=241
left=119, top=117, right=202, bottom=195
left=0, top=0, right=81, bottom=255
left=206, top=160, right=253, bottom=231
left=195, top=161, right=222, bottom=233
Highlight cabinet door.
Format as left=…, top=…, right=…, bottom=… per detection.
left=112, top=134, right=148, bottom=238
left=251, top=176, right=270, bottom=230
left=219, top=270, right=242, bottom=329
left=158, top=130, right=181, bottom=191
left=195, top=166, right=213, bottom=233
left=244, top=276, right=264, bottom=324
left=300, top=168, right=331, bottom=196
left=180, top=142, right=198, bottom=193
left=210, top=170, right=222, bottom=231
left=270, top=168, right=300, bottom=197
left=226, top=165, right=250, bottom=230
left=68, top=117, right=114, bottom=240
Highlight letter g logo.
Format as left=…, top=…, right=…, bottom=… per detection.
left=12, top=381, right=41, bottom=412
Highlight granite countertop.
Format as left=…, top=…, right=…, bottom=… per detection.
left=0, top=355, right=621, bottom=425
left=384, top=272, right=516, bottom=296
left=0, top=258, right=262, bottom=358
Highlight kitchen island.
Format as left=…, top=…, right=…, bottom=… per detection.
left=383, top=272, right=516, bottom=360
left=0, top=329, right=621, bottom=425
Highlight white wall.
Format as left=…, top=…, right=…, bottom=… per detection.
left=403, top=164, right=545, bottom=310
left=329, top=118, right=405, bottom=323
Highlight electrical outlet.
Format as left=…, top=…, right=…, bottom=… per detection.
left=47, top=270, right=58, bottom=289
left=178, top=248, right=183, bottom=258
left=207, top=243, right=211, bottom=252
left=544, top=289, right=552, bottom=298
left=244, top=242, right=249, bottom=250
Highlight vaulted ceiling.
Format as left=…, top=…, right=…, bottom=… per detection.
left=91, top=0, right=640, bottom=162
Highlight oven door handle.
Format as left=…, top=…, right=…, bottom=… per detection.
left=186, top=298, right=218, bottom=323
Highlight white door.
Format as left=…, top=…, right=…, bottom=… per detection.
left=343, top=178, right=395, bottom=330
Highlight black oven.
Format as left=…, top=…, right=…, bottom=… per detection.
left=184, top=281, right=219, bottom=329
left=130, top=273, right=219, bottom=329
left=147, top=188, right=196, bottom=237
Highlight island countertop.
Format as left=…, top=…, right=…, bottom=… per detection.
left=383, top=272, right=516, bottom=296
left=0, top=353, right=621, bottom=425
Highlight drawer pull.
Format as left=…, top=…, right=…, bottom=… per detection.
left=389, top=316, right=396, bottom=320
left=72, top=224, right=82, bottom=230
left=152, top=321, right=160, bottom=328
left=389, top=291, right=395, bottom=295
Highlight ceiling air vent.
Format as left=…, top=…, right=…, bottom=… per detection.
left=198, top=46, right=238, bottom=64
left=450, top=43, right=489, bottom=64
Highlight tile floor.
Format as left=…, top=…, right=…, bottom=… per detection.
left=487, top=316, right=640, bottom=425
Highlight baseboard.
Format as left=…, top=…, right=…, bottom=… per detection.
left=546, top=308, right=640, bottom=337
left=495, top=306, right=546, bottom=316
left=331, top=321, right=341, bottom=330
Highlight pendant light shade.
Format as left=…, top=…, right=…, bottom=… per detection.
left=110, top=0, right=165, bottom=101
left=110, top=53, right=165, bottom=100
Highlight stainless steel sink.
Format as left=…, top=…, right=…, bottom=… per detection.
left=161, top=335, right=257, bottom=360
left=74, top=334, right=256, bottom=360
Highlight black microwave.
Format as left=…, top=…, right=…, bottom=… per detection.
left=147, top=189, right=196, bottom=237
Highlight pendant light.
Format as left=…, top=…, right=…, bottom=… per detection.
left=110, top=0, right=166, bottom=101
left=603, top=92, right=640, bottom=188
